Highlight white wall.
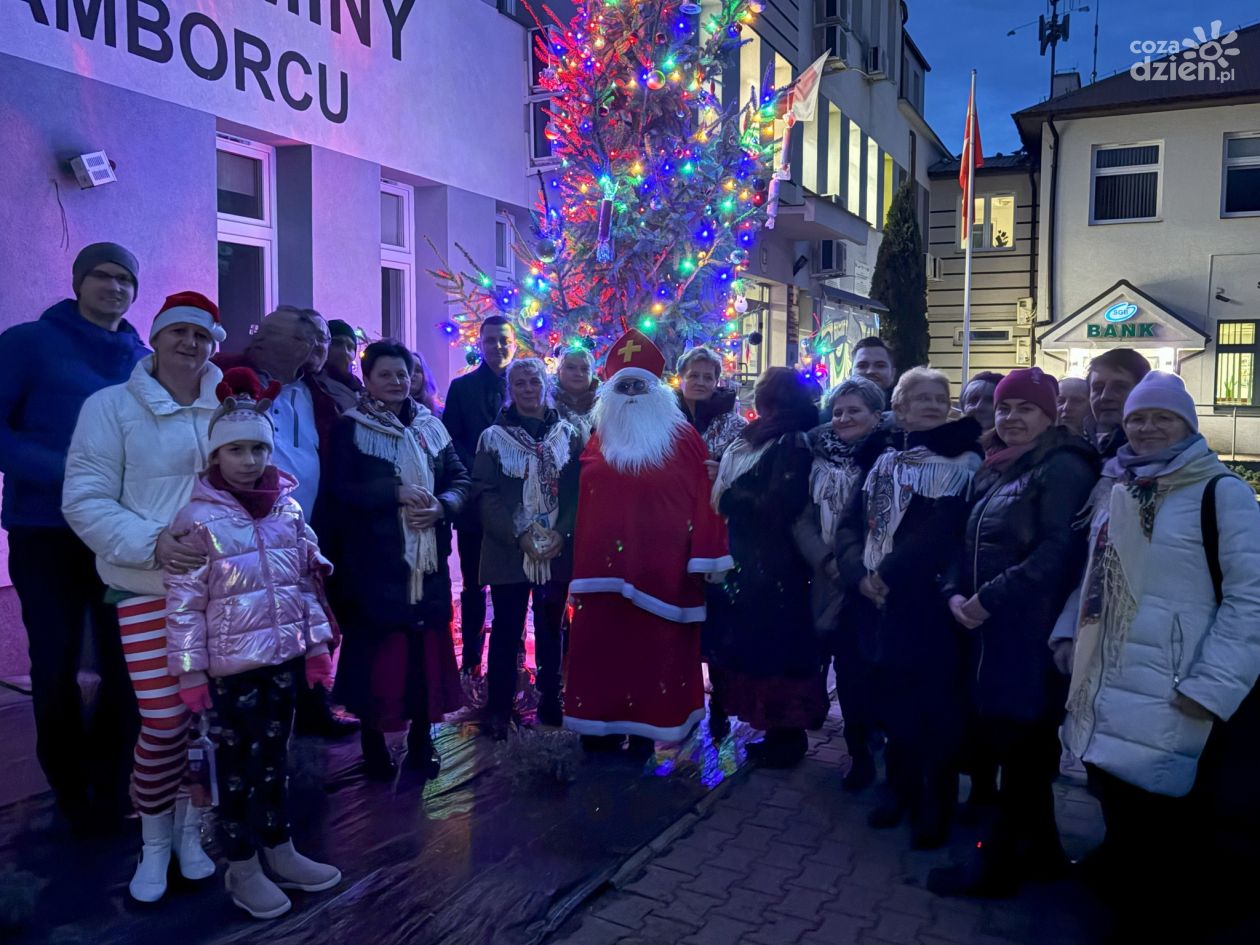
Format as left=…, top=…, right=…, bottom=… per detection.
left=1035, top=103, right=1260, bottom=452
left=0, top=0, right=531, bottom=208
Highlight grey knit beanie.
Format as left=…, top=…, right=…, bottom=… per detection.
left=73, top=242, right=139, bottom=298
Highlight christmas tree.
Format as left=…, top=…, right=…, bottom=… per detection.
left=427, top=0, right=783, bottom=372
left=870, top=181, right=929, bottom=369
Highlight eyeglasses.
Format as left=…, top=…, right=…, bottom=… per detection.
left=85, top=268, right=136, bottom=288
left=614, top=378, right=650, bottom=395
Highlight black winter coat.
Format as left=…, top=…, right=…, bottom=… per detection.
left=472, top=406, right=583, bottom=587
left=442, top=362, right=507, bottom=525
left=948, top=427, right=1100, bottom=725
left=319, top=409, right=471, bottom=634
left=836, top=417, right=982, bottom=763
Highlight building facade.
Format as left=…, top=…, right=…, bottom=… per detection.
left=0, top=0, right=542, bottom=674
left=926, top=153, right=1038, bottom=387
left=1015, top=22, right=1260, bottom=457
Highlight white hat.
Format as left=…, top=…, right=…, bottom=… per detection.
left=208, top=368, right=279, bottom=454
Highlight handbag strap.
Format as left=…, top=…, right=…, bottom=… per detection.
left=1201, top=473, right=1231, bottom=606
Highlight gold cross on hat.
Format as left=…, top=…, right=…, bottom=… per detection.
left=617, top=338, right=643, bottom=363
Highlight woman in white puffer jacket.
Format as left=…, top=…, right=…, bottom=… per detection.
left=62, top=292, right=225, bottom=904
left=1062, top=371, right=1260, bottom=938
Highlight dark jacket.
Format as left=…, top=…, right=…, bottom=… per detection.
left=554, top=379, right=599, bottom=426
left=442, top=362, right=507, bottom=473
left=948, top=427, right=1100, bottom=724
left=472, top=406, right=583, bottom=587
left=318, top=406, right=471, bottom=633
left=0, top=299, right=148, bottom=528
left=211, top=352, right=341, bottom=462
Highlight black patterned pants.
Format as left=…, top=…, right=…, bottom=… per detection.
left=210, top=659, right=300, bottom=862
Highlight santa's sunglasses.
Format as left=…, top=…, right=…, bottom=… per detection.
left=613, top=377, right=649, bottom=396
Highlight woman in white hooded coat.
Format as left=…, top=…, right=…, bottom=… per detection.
left=1062, top=371, right=1260, bottom=938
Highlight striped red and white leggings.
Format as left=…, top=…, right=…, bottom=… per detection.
left=118, top=595, right=190, bottom=816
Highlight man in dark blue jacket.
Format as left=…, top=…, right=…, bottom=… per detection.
left=0, top=243, right=148, bottom=830
left=442, top=316, right=516, bottom=677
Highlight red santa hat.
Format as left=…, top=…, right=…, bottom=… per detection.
left=602, top=329, right=666, bottom=385
left=149, top=291, right=227, bottom=346
left=208, top=367, right=281, bottom=455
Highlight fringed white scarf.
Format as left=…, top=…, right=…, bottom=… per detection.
left=862, top=446, right=980, bottom=571
left=477, top=418, right=578, bottom=584
left=811, top=460, right=862, bottom=546
left=348, top=401, right=451, bottom=604
left=711, top=437, right=773, bottom=512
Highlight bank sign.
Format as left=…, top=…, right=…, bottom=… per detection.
left=1, top=0, right=530, bottom=206
left=1087, top=301, right=1158, bottom=338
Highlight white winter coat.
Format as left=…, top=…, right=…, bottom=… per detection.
left=63, top=357, right=223, bottom=597
left=1063, top=443, right=1260, bottom=796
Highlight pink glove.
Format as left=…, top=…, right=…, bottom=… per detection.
left=305, top=652, right=334, bottom=690
left=179, top=683, right=213, bottom=714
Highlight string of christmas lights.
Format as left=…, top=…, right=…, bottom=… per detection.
left=426, top=0, right=783, bottom=372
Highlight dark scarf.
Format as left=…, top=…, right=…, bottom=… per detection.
left=209, top=465, right=282, bottom=520
left=322, top=362, right=363, bottom=391
left=680, top=387, right=738, bottom=435
left=555, top=380, right=599, bottom=418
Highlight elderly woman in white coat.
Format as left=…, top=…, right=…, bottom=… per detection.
left=63, top=292, right=225, bottom=903
left=1061, top=372, right=1260, bottom=938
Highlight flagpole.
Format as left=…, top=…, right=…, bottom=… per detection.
left=961, top=69, right=977, bottom=383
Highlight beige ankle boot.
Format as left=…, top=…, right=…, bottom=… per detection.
left=262, top=840, right=342, bottom=892
left=225, top=854, right=291, bottom=919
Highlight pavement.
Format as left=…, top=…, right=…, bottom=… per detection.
left=546, top=711, right=1112, bottom=945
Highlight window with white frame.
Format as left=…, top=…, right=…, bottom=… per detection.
left=380, top=179, right=416, bottom=347
left=495, top=213, right=516, bottom=282
left=959, top=193, right=1016, bottom=251
left=1215, top=321, right=1260, bottom=406
left=1090, top=142, right=1162, bottom=223
left=216, top=135, right=276, bottom=346
left=1222, top=133, right=1260, bottom=217
left=814, top=0, right=852, bottom=64
left=528, top=27, right=559, bottom=166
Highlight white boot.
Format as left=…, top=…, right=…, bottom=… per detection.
left=129, top=810, right=174, bottom=903
left=225, top=855, right=291, bottom=919
left=172, top=794, right=217, bottom=881
left=262, top=840, right=342, bottom=892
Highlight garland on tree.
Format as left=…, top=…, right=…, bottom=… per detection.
left=427, top=0, right=784, bottom=371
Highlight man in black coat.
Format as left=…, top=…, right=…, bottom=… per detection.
left=1086, top=348, right=1151, bottom=460
left=441, top=315, right=516, bottom=676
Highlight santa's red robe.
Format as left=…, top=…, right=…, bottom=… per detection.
left=563, top=424, right=732, bottom=741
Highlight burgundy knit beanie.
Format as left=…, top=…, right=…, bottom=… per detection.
left=993, top=367, right=1059, bottom=421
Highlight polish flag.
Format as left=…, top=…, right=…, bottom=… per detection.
left=960, top=86, right=984, bottom=232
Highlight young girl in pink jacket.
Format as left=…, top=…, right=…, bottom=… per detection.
left=164, top=368, right=341, bottom=920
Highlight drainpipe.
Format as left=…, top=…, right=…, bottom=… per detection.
left=1047, top=116, right=1060, bottom=337
left=1027, top=161, right=1039, bottom=365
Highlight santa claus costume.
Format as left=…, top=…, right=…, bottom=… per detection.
left=563, top=330, right=733, bottom=743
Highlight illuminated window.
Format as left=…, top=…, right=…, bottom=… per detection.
left=959, top=193, right=1016, bottom=251
left=739, top=27, right=762, bottom=111
left=848, top=120, right=862, bottom=215
left=882, top=152, right=894, bottom=227
left=865, top=137, right=878, bottom=227
left=1216, top=321, right=1259, bottom=406
left=803, top=116, right=819, bottom=195
left=826, top=104, right=842, bottom=196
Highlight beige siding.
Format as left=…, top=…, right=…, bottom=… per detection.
left=926, top=169, right=1037, bottom=386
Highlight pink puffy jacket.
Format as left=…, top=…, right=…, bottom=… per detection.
left=165, top=470, right=334, bottom=680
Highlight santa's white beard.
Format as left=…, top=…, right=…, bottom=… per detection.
left=593, top=379, right=688, bottom=473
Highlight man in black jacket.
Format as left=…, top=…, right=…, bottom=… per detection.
left=442, top=315, right=516, bottom=676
